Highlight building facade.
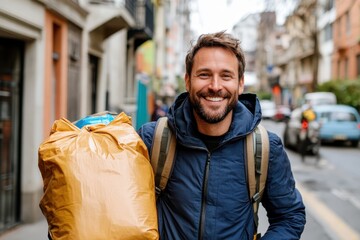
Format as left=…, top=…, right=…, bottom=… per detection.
left=270, top=0, right=359, bottom=107
left=332, top=0, right=360, bottom=80
left=0, top=0, right=155, bottom=234
left=152, top=0, right=192, bottom=105
left=232, top=13, right=260, bottom=90
left=317, top=0, right=336, bottom=84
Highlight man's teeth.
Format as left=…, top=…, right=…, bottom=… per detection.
left=205, top=97, right=223, bottom=102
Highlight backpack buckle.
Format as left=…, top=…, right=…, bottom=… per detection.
left=155, top=186, right=162, bottom=196
left=252, top=192, right=260, bottom=203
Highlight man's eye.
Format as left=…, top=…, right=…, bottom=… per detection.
left=222, top=74, right=233, bottom=80
left=198, top=73, right=210, bottom=78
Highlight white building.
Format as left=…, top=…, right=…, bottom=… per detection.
left=317, top=0, right=336, bottom=84
left=232, top=13, right=260, bottom=89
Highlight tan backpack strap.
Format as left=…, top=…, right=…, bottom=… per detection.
left=257, top=124, right=269, bottom=198
left=246, top=124, right=269, bottom=238
left=246, top=127, right=256, bottom=208
left=150, top=117, right=176, bottom=197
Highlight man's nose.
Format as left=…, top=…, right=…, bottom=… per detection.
left=209, top=75, right=222, bottom=90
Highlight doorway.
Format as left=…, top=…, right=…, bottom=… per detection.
left=0, top=38, right=23, bottom=232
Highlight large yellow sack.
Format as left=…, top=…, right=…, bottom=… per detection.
left=38, top=112, right=158, bottom=240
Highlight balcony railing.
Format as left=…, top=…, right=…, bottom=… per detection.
left=144, top=0, right=154, bottom=35
left=125, top=0, right=136, bottom=19
left=128, top=0, right=154, bottom=49
left=88, top=0, right=136, bottom=19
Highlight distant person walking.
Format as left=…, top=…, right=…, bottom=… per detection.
left=151, top=99, right=168, bottom=121
left=299, top=103, right=319, bottom=161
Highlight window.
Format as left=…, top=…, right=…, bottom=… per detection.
left=330, top=112, right=356, bottom=122
left=324, top=23, right=332, bottom=41
left=324, top=0, right=334, bottom=11
left=346, top=12, right=351, bottom=35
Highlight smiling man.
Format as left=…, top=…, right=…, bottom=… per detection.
left=186, top=45, right=243, bottom=134
left=138, top=31, right=306, bottom=240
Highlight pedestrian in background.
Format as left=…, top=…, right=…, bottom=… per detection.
left=299, top=102, right=318, bottom=161
left=151, top=99, right=168, bottom=121
left=138, top=31, right=306, bottom=239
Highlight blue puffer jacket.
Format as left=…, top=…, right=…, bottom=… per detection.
left=138, top=92, right=306, bottom=240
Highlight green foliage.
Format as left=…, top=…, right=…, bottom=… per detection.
left=317, top=79, right=360, bottom=112
left=256, top=91, right=272, bottom=100
left=176, top=75, right=186, bottom=94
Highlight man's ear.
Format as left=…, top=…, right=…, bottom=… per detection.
left=238, top=76, right=245, bottom=94
left=185, top=73, right=190, bottom=92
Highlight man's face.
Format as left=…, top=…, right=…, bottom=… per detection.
left=185, top=47, right=244, bottom=123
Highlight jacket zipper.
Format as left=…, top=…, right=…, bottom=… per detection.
left=198, top=152, right=211, bottom=240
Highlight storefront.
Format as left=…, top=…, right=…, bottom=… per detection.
left=0, top=38, right=24, bottom=232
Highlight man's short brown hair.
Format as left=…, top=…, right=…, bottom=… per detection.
left=185, top=31, right=246, bottom=80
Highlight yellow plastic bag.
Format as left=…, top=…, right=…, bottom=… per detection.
left=38, top=112, right=158, bottom=240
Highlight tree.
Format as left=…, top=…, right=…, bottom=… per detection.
left=317, top=79, right=360, bottom=112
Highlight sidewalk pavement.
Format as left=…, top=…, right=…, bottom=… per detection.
left=2, top=207, right=322, bottom=239
left=0, top=211, right=266, bottom=240
left=0, top=208, right=268, bottom=240
left=0, top=218, right=48, bottom=240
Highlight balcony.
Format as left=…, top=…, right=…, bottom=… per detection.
left=127, top=0, right=154, bottom=50
left=86, top=0, right=136, bottom=39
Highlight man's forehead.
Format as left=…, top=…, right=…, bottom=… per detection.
left=192, top=48, right=238, bottom=69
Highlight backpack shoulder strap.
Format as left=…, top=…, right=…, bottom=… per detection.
left=246, top=123, right=270, bottom=238
left=150, top=117, right=176, bottom=198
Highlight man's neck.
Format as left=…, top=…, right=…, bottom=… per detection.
left=194, top=111, right=233, bottom=136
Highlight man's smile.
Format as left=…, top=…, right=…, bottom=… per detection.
left=204, top=96, right=224, bottom=102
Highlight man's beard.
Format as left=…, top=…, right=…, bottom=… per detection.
left=189, top=90, right=238, bottom=124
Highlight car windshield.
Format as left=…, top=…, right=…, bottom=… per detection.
left=319, top=111, right=357, bottom=122
left=260, top=101, right=275, bottom=109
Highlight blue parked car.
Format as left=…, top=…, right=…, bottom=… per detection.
left=313, top=104, right=360, bottom=147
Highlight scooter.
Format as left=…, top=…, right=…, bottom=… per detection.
left=298, top=119, right=321, bottom=162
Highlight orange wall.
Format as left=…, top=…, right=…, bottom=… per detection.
left=332, top=0, right=360, bottom=80
left=43, top=11, right=68, bottom=138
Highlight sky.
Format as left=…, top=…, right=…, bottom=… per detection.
left=190, top=0, right=265, bottom=35
left=190, top=0, right=297, bottom=36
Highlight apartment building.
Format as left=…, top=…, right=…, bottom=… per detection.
left=332, top=0, right=360, bottom=80
left=0, top=0, right=154, bottom=234
left=317, top=0, right=336, bottom=84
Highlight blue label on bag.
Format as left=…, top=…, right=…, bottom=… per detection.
left=75, top=113, right=115, bottom=128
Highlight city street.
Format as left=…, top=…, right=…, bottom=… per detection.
left=258, top=119, right=360, bottom=240
left=2, top=0, right=360, bottom=238
left=1, top=119, right=359, bottom=240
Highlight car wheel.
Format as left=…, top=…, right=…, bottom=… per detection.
left=311, top=142, right=320, bottom=155
left=283, top=129, right=290, bottom=148
left=296, top=136, right=303, bottom=153
left=351, top=140, right=359, bottom=147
